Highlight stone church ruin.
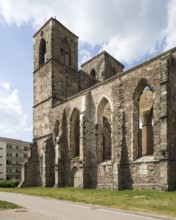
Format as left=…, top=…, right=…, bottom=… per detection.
left=21, top=17, right=176, bottom=190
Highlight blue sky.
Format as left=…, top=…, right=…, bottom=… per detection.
left=0, top=0, right=176, bottom=142
left=0, top=23, right=33, bottom=141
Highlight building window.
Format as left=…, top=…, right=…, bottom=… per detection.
left=102, top=116, right=111, bottom=161
left=39, top=38, right=47, bottom=66
left=97, top=97, right=112, bottom=162
left=70, top=108, right=80, bottom=158
left=138, top=86, right=154, bottom=157
left=60, top=38, right=71, bottom=66
left=90, top=69, right=96, bottom=78
left=133, top=80, right=154, bottom=160
left=7, top=145, right=12, bottom=149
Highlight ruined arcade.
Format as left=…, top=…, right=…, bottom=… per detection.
left=21, top=17, right=176, bottom=190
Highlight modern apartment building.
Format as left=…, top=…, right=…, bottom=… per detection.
left=0, top=137, right=31, bottom=181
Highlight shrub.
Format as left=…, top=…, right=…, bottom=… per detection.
left=0, top=179, right=19, bottom=188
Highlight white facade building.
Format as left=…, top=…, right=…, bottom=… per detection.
left=0, top=137, right=30, bottom=181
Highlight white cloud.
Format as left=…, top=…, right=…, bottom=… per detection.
left=0, top=81, right=32, bottom=139
left=0, top=0, right=54, bottom=27
left=79, top=49, right=92, bottom=67
left=1, top=82, right=10, bottom=90
left=0, top=0, right=174, bottom=66
left=164, top=0, right=176, bottom=51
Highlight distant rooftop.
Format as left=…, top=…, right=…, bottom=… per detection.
left=0, top=137, right=31, bottom=145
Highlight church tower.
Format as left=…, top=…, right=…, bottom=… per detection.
left=33, top=17, right=79, bottom=140
left=29, top=18, right=79, bottom=186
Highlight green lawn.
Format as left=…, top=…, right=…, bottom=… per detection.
left=0, top=200, right=22, bottom=210
left=0, top=187, right=176, bottom=218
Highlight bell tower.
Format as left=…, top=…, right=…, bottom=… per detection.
left=33, top=17, right=79, bottom=139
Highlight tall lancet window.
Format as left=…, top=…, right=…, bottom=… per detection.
left=39, top=38, right=47, bottom=66
left=138, top=86, right=154, bottom=157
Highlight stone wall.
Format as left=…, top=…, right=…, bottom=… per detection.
left=33, top=100, right=52, bottom=139
left=34, top=62, right=52, bottom=105
left=44, top=136, right=55, bottom=187
left=52, top=60, right=79, bottom=103
left=49, top=49, right=176, bottom=190
left=20, top=142, right=39, bottom=187
left=79, top=70, right=99, bottom=91
left=132, top=160, right=160, bottom=189
left=97, top=161, right=113, bottom=189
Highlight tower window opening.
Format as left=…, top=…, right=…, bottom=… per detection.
left=90, top=69, right=96, bottom=78
left=39, top=38, right=47, bottom=66
left=60, top=38, right=71, bottom=66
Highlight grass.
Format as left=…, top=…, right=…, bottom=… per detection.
left=0, top=200, right=22, bottom=210
left=1, top=187, right=176, bottom=218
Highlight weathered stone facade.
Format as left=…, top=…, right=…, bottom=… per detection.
left=21, top=17, right=176, bottom=190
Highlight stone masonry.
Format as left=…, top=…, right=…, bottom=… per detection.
left=21, top=17, right=176, bottom=190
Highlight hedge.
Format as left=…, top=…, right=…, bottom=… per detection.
left=0, top=179, right=19, bottom=188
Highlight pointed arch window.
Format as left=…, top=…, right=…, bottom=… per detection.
left=65, top=47, right=71, bottom=66
left=97, top=97, right=112, bottom=162
left=60, top=38, right=71, bottom=66
left=90, top=69, right=96, bottom=78
left=39, top=38, right=47, bottom=66
left=70, top=109, right=80, bottom=158
left=102, top=116, right=111, bottom=161
left=138, top=86, right=154, bottom=157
